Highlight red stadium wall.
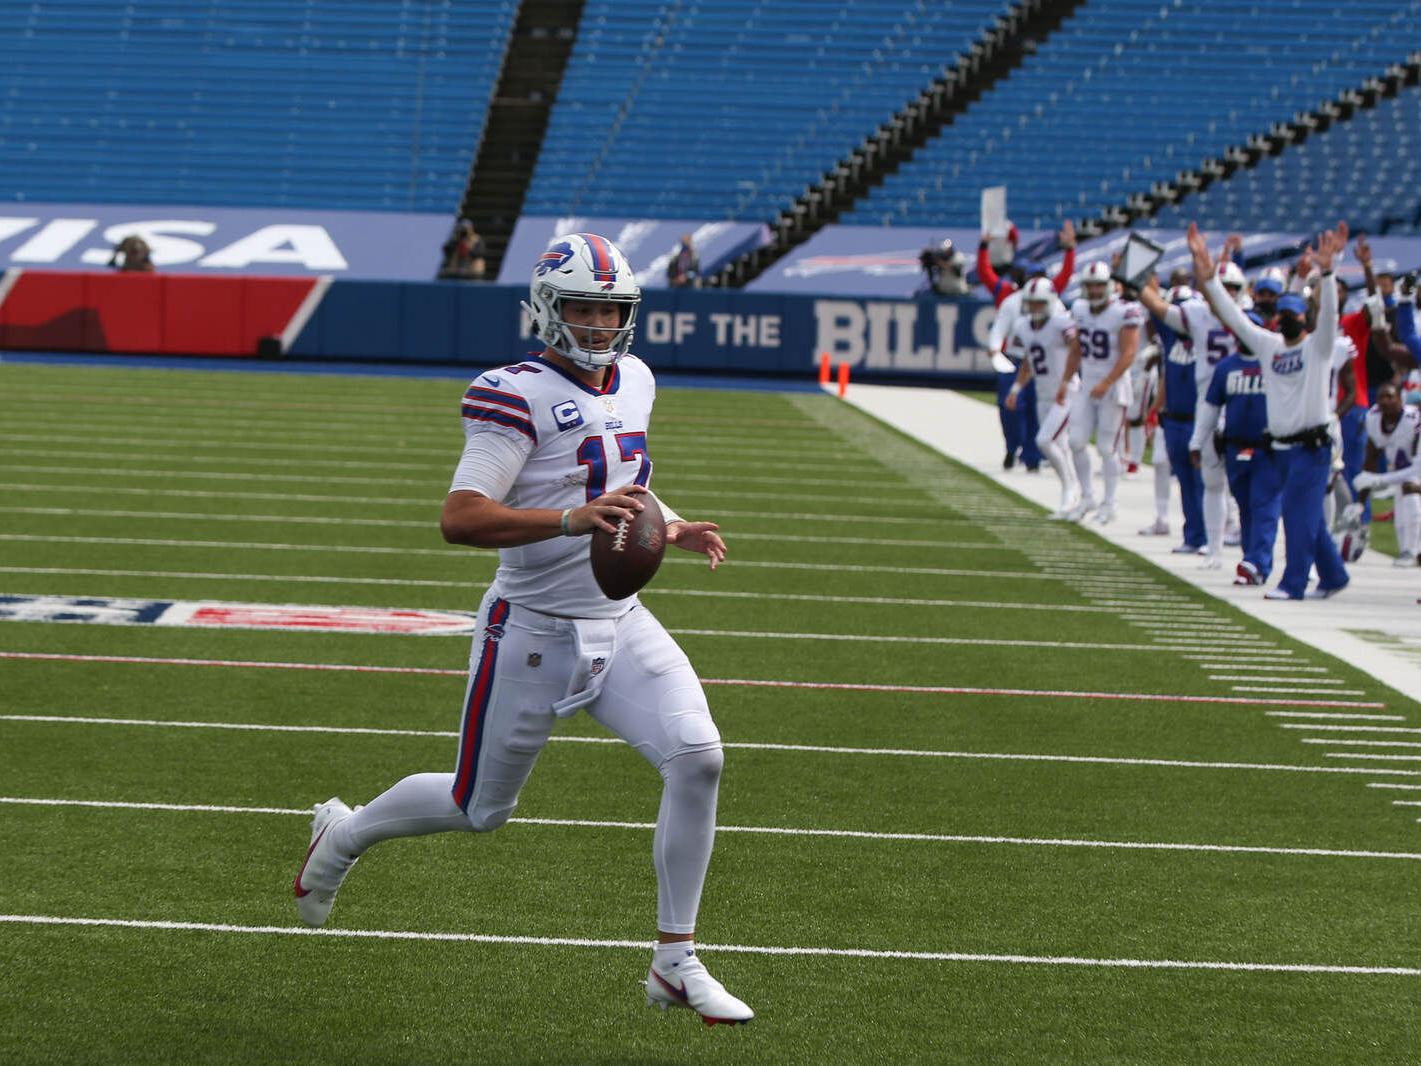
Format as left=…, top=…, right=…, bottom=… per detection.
left=0, top=270, right=318, bottom=356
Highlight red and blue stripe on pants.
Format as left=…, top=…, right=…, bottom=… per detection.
left=452, top=597, right=509, bottom=812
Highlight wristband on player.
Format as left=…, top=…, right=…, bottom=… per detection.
left=1007, top=383, right=1021, bottom=397
left=559, top=508, right=574, bottom=536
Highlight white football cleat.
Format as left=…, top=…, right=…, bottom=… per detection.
left=1263, top=587, right=1301, bottom=601
left=1094, top=503, right=1116, bottom=525
left=294, top=797, right=359, bottom=928
left=1064, top=498, right=1096, bottom=523
left=1306, top=583, right=1348, bottom=600
left=1138, top=519, right=1170, bottom=536
left=1197, top=551, right=1221, bottom=571
left=645, top=949, right=753, bottom=1026
left=1393, top=553, right=1417, bottom=568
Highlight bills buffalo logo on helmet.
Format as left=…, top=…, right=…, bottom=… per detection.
left=535, top=241, right=576, bottom=277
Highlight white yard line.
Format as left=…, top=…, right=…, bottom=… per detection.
left=0, top=655, right=1386, bottom=707
left=0, top=914, right=1412, bottom=976
left=0, top=559, right=1134, bottom=583
left=0, top=710, right=1406, bottom=774
left=1283, top=724, right=1421, bottom=734
left=1269, top=712, right=1406, bottom=722
left=1, top=795, right=1414, bottom=862
left=1304, top=739, right=1421, bottom=749
left=1367, top=783, right=1421, bottom=790
left=1231, top=686, right=1367, bottom=696
left=1213, top=675, right=1345, bottom=684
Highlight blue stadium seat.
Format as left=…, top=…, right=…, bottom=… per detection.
left=523, top=0, right=1014, bottom=221
left=842, top=0, right=1421, bottom=233
left=0, top=0, right=517, bottom=212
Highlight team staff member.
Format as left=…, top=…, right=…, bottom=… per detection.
left=1191, top=315, right=1279, bottom=586
left=1144, top=281, right=1206, bottom=552
left=1190, top=221, right=1350, bottom=600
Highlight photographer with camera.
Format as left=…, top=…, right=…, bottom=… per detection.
left=918, top=238, right=969, bottom=297
left=439, top=218, right=487, bottom=280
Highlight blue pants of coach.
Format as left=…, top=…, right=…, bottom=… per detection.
left=995, top=371, right=1042, bottom=468
left=1226, top=446, right=1282, bottom=580
left=1273, top=443, right=1348, bottom=598
left=1160, top=416, right=1205, bottom=548
left=1340, top=405, right=1368, bottom=520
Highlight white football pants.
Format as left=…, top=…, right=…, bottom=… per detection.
left=1034, top=397, right=1078, bottom=509
left=335, top=589, right=723, bottom=935
left=1153, top=440, right=1172, bottom=523
left=1398, top=492, right=1421, bottom=559
left=1068, top=391, right=1126, bottom=507
left=1200, top=438, right=1228, bottom=553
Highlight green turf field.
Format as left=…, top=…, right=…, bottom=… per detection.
left=1, top=361, right=1418, bottom=1064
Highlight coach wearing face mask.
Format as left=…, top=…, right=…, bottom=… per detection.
left=1188, top=221, right=1350, bottom=601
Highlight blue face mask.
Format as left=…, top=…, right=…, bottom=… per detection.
left=1405, top=389, right=1421, bottom=406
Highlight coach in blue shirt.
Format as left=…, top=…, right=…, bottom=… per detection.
left=1191, top=315, right=1279, bottom=585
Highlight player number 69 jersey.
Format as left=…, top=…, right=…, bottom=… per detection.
left=451, top=354, right=658, bottom=618
left=1005, top=309, right=1078, bottom=399
left=1070, top=298, right=1141, bottom=405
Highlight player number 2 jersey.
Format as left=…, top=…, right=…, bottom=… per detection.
left=451, top=354, right=657, bottom=618
left=1005, top=310, right=1077, bottom=398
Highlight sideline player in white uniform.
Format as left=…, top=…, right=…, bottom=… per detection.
left=1355, top=382, right=1421, bottom=565
left=1139, top=262, right=1246, bottom=566
left=1004, top=276, right=1081, bottom=516
left=1063, top=261, right=1140, bottom=523
left=291, top=233, right=753, bottom=1025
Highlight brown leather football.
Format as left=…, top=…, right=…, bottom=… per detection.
left=589, top=491, right=666, bottom=600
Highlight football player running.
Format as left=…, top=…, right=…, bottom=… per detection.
left=1063, top=261, right=1141, bottom=523
left=1004, top=276, right=1082, bottom=516
left=292, top=233, right=752, bottom=1025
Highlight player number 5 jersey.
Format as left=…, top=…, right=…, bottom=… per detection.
left=452, top=354, right=658, bottom=618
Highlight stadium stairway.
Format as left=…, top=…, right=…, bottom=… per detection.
left=457, top=0, right=587, bottom=276
left=710, top=0, right=1085, bottom=288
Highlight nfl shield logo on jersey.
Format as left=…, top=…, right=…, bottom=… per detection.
left=590, top=657, right=606, bottom=676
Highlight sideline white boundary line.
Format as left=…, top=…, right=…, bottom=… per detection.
left=1, top=711, right=1410, bottom=776
left=0, top=915, right=1413, bottom=976
left=0, top=654, right=1387, bottom=708
left=3, top=796, right=1416, bottom=862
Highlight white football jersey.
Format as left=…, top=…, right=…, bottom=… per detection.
left=1005, top=309, right=1077, bottom=398
left=1329, top=335, right=1357, bottom=414
left=1365, top=404, right=1421, bottom=469
left=452, top=354, right=657, bottom=618
left=1165, top=297, right=1239, bottom=392
left=1070, top=298, right=1140, bottom=404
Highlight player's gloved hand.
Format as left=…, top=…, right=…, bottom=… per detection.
left=568, top=485, right=647, bottom=535
left=1352, top=472, right=1380, bottom=492
left=1340, top=502, right=1365, bottom=526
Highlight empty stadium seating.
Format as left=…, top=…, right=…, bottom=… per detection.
left=0, top=1, right=516, bottom=212
left=1151, top=83, right=1421, bottom=235
left=845, top=0, right=1421, bottom=234
left=521, top=0, right=1013, bottom=221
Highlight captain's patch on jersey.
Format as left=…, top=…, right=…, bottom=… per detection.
left=0, top=594, right=479, bottom=636
left=552, top=399, right=584, bottom=430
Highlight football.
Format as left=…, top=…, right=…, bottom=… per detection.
left=589, top=491, right=667, bottom=600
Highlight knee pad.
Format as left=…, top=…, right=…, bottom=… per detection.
left=465, top=802, right=514, bottom=833
left=661, top=743, right=724, bottom=790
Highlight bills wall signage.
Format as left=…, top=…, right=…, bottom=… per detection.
left=0, top=595, right=479, bottom=637
left=0, top=203, right=453, bottom=280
